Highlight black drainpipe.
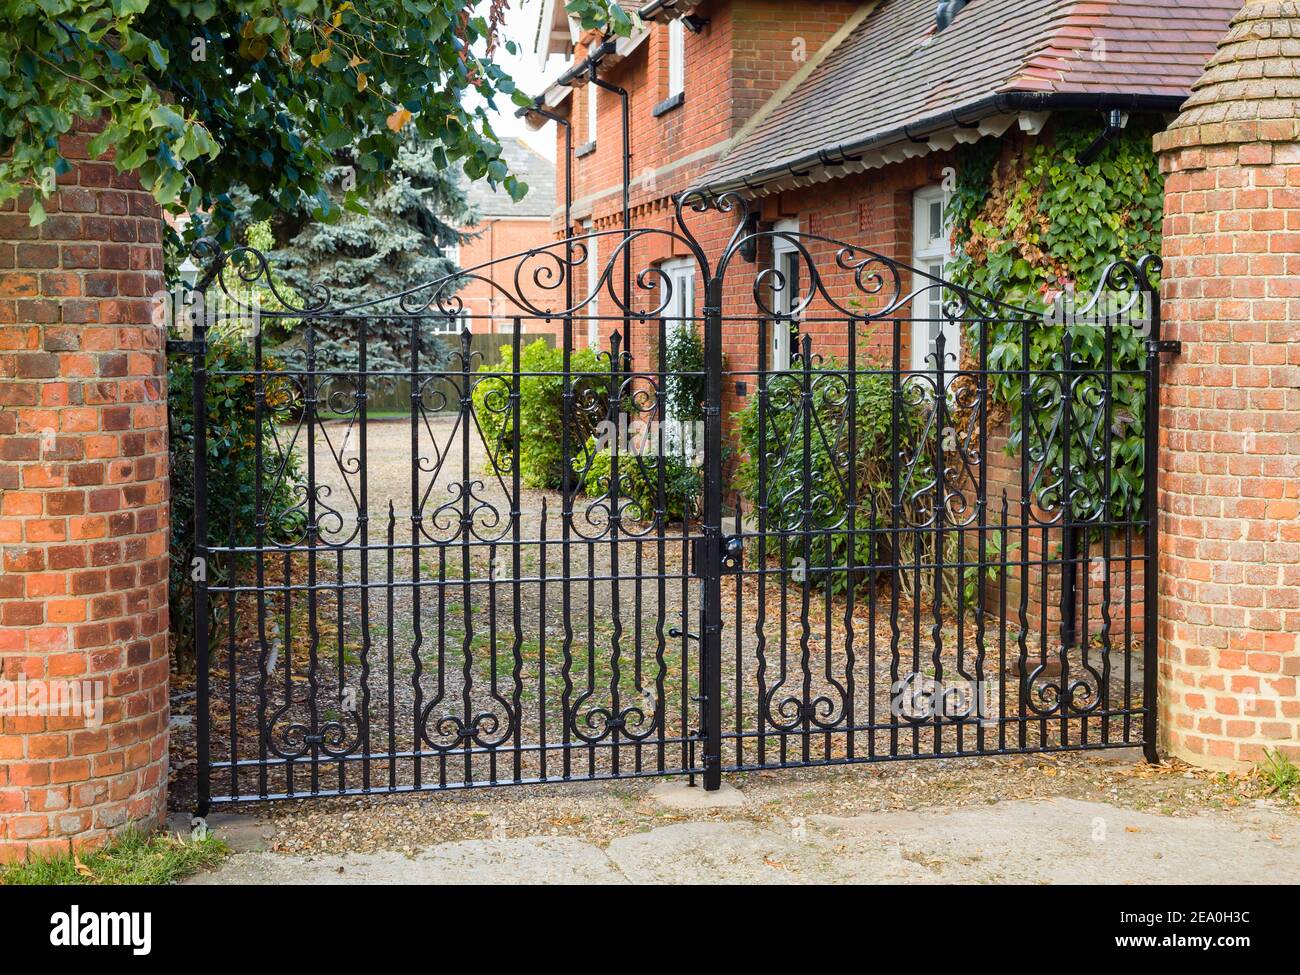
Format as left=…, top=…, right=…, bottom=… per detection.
left=1078, top=109, right=1130, bottom=165
left=588, top=57, right=632, bottom=357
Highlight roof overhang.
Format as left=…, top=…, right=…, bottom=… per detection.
left=701, top=91, right=1186, bottom=198
left=527, top=25, right=651, bottom=123
left=514, top=0, right=580, bottom=68
left=637, top=0, right=704, bottom=23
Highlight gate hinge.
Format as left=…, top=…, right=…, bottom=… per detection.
left=167, top=338, right=205, bottom=357
left=1147, top=339, right=1181, bottom=357
left=690, top=535, right=743, bottom=577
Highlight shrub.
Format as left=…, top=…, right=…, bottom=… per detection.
left=735, top=359, right=939, bottom=597
left=472, top=338, right=610, bottom=488
left=664, top=323, right=706, bottom=421
left=575, top=437, right=700, bottom=523
left=168, top=332, right=304, bottom=664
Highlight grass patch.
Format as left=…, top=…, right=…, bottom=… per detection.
left=1, top=829, right=228, bottom=886
left=1259, top=749, right=1300, bottom=801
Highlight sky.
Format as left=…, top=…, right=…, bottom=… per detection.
left=476, top=2, right=567, bottom=160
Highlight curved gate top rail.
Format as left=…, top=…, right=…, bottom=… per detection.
left=186, top=191, right=1156, bottom=327
left=173, top=190, right=1163, bottom=815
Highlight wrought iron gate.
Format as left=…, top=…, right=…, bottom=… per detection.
left=176, top=192, right=1163, bottom=813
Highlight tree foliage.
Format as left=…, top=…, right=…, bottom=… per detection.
left=945, top=116, right=1165, bottom=521
left=260, top=136, right=472, bottom=373
left=0, top=0, right=620, bottom=233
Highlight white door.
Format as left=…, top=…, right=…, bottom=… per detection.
left=770, top=218, right=800, bottom=371
left=911, top=186, right=959, bottom=374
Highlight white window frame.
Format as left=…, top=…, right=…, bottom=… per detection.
left=660, top=256, right=696, bottom=455
left=585, top=221, right=600, bottom=348
left=660, top=256, right=695, bottom=341
left=667, top=19, right=685, bottom=98
left=586, top=81, right=598, bottom=146
left=911, top=184, right=958, bottom=375
left=430, top=310, right=465, bottom=335
left=769, top=218, right=801, bottom=372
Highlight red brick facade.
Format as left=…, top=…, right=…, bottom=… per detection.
left=457, top=215, right=562, bottom=340
left=556, top=2, right=864, bottom=356
left=0, top=118, right=170, bottom=860
left=1153, top=1, right=1300, bottom=768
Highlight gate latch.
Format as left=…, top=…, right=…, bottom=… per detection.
left=690, top=535, right=743, bottom=577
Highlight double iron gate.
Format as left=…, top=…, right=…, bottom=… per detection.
left=177, top=193, right=1164, bottom=814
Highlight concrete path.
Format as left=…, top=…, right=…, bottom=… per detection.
left=190, top=797, right=1300, bottom=885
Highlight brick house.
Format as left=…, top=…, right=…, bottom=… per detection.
left=521, top=0, right=1240, bottom=637
left=454, top=137, right=559, bottom=340
left=1, top=0, right=1295, bottom=860
left=524, top=0, right=1237, bottom=358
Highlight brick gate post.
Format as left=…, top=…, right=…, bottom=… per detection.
left=0, top=117, right=170, bottom=860
left=1154, top=1, right=1300, bottom=769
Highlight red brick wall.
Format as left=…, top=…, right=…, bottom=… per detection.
left=0, top=118, right=169, bottom=861
left=1152, top=2, right=1300, bottom=769
left=456, top=216, right=563, bottom=341
left=555, top=2, right=860, bottom=355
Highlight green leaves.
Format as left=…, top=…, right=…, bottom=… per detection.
left=1, top=0, right=624, bottom=235
left=945, top=116, right=1165, bottom=523
left=474, top=340, right=612, bottom=490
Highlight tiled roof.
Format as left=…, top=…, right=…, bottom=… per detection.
left=463, top=137, right=557, bottom=220
left=1163, top=0, right=1300, bottom=132
left=702, top=0, right=1240, bottom=192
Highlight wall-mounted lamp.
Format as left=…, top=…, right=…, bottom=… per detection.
left=681, top=14, right=710, bottom=33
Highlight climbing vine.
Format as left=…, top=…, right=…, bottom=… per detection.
left=945, top=116, right=1165, bottom=521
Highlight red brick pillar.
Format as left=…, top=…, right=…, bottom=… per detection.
left=1154, top=2, right=1300, bottom=769
left=0, top=118, right=170, bottom=860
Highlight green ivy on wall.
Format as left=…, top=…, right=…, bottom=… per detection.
left=945, top=116, right=1165, bottom=522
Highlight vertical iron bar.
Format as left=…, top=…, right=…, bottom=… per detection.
left=1059, top=327, right=1074, bottom=748
left=607, top=331, right=623, bottom=778
left=700, top=277, right=724, bottom=790
left=1100, top=300, right=1116, bottom=745
left=975, top=315, right=990, bottom=754
left=560, top=310, right=574, bottom=780
left=253, top=317, right=268, bottom=797
left=655, top=315, right=669, bottom=773
left=931, top=330, right=947, bottom=755
left=305, top=318, right=320, bottom=795
left=844, top=318, right=857, bottom=761
left=358, top=319, right=372, bottom=792
left=409, top=316, right=424, bottom=790
left=539, top=498, right=549, bottom=780
left=888, top=318, right=903, bottom=758
left=510, top=320, right=524, bottom=782
left=798, top=334, right=813, bottom=763
left=1017, top=313, right=1032, bottom=750
left=755, top=312, right=770, bottom=768
left=386, top=502, right=396, bottom=790
left=192, top=312, right=210, bottom=817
